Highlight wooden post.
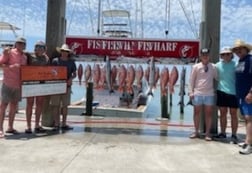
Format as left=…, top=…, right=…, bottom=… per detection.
left=199, top=0, right=221, bottom=135
left=42, top=0, right=66, bottom=127
left=161, top=95, right=169, bottom=119
left=85, top=82, right=93, bottom=116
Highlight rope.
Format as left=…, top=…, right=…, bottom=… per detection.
left=190, top=0, right=199, bottom=38
left=87, top=0, right=95, bottom=35
left=67, top=0, right=77, bottom=35
left=178, top=0, right=198, bottom=39
left=165, top=0, right=171, bottom=38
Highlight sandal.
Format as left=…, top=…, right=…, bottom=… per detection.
left=61, top=125, right=73, bottom=130
left=52, top=126, right=60, bottom=131
left=25, top=128, right=32, bottom=134
left=205, top=136, right=212, bottom=141
left=34, top=127, right=46, bottom=133
left=5, top=129, right=19, bottom=134
left=0, top=131, right=4, bottom=138
left=189, top=132, right=199, bottom=139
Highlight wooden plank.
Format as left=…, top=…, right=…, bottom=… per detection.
left=21, top=66, right=67, bottom=81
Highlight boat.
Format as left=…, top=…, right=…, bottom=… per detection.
left=0, top=22, right=21, bottom=48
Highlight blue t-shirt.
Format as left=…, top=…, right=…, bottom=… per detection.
left=52, top=57, right=77, bottom=80
left=215, top=60, right=236, bottom=95
left=235, top=54, right=252, bottom=99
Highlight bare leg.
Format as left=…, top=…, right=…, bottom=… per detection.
left=205, top=105, right=213, bottom=138
left=219, top=107, right=227, bottom=134
left=7, top=101, right=18, bottom=131
left=52, top=105, right=60, bottom=127
left=244, top=116, right=252, bottom=145
left=34, top=96, right=44, bottom=128
left=193, top=105, right=201, bottom=134
left=230, top=107, right=238, bottom=136
left=26, top=97, right=34, bottom=130
left=0, top=102, right=8, bottom=137
left=61, top=106, right=68, bottom=126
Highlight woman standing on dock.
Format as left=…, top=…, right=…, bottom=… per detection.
left=25, top=41, right=49, bottom=134
left=215, top=47, right=239, bottom=143
left=188, top=48, right=218, bottom=141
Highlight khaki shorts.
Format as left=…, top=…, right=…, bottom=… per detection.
left=50, top=87, right=71, bottom=107
left=1, top=83, right=21, bottom=103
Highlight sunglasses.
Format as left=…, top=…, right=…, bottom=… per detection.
left=221, top=53, right=232, bottom=56
left=204, top=65, right=208, bottom=73
left=17, top=42, right=26, bottom=46
left=61, top=50, right=70, bottom=53
left=35, top=45, right=45, bottom=49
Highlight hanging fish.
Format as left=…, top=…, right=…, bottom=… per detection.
left=169, top=66, right=179, bottom=93
left=178, top=67, right=186, bottom=113
left=111, top=65, right=117, bottom=91
left=147, top=57, right=155, bottom=96
left=77, top=64, right=83, bottom=85
left=136, top=65, right=144, bottom=93
left=160, top=66, right=169, bottom=96
left=84, top=64, right=92, bottom=85
left=93, top=63, right=101, bottom=89
left=154, top=66, right=160, bottom=88
left=105, top=56, right=113, bottom=93
left=118, top=64, right=127, bottom=93
left=126, top=65, right=135, bottom=95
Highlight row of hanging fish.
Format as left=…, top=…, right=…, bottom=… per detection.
left=77, top=57, right=179, bottom=96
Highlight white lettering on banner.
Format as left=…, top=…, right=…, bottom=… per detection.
left=22, top=83, right=67, bottom=97
left=87, top=39, right=178, bottom=52
left=137, top=41, right=178, bottom=51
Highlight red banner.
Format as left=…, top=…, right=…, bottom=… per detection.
left=66, top=36, right=199, bottom=58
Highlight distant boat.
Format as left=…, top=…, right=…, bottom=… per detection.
left=0, top=22, right=21, bottom=48
left=101, top=9, right=132, bottom=38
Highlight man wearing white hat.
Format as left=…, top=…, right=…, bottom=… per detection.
left=0, top=37, right=27, bottom=138
left=232, top=39, right=252, bottom=154
left=215, top=47, right=239, bottom=143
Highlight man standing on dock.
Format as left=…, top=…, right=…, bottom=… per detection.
left=0, top=37, right=27, bottom=138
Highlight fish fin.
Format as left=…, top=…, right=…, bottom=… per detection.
left=186, top=100, right=193, bottom=106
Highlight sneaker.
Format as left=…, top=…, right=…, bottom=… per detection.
left=239, top=144, right=252, bottom=155
left=238, top=142, right=246, bottom=147
left=230, top=135, right=238, bottom=144
left=34, top=127, right=46, bottom=133
left=189, top=132, right=200, bottom=139
left=217, top=133, right=226, bottom=138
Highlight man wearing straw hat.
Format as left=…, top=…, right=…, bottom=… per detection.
left=232, top=39, right=252, bottom=154
left=50, top=44, right=76, bottom=131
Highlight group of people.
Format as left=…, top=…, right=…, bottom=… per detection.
left=189, top=39, right=252, bottom=155
left=0, top=36, right=251, bottom=155
left=0, top=37, right=76, bottom=138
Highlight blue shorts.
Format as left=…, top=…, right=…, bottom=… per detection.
left=239, top=99, right=252, bottom=116
left=192, top=95, right=215, bottom=106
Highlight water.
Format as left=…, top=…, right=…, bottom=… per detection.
left=72, top=61, right=194, bottom=122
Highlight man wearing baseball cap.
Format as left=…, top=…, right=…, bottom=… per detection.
left=0, top=36, right=27, bottom=138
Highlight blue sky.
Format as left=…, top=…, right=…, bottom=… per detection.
left=0, top=0, right=252, bottom=52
